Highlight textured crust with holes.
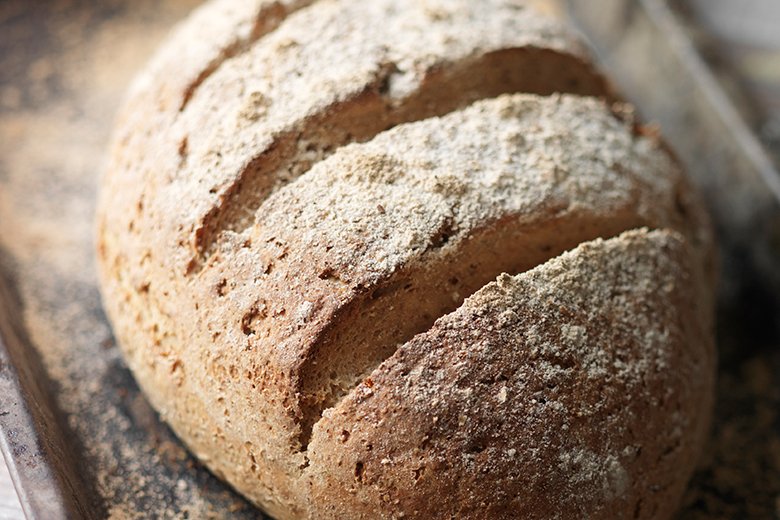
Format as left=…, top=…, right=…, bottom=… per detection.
left=96, top=1, right=716, bottom=519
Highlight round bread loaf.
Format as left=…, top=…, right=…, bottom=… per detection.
left=96, top=1, right=716, bottom=518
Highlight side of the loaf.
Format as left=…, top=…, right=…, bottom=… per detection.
left=96, top=1, right=715, bottom=519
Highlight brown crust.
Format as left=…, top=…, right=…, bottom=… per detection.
left=307, top=229, right=713, bottom=519
left=95, top=1, right=715, bottom=519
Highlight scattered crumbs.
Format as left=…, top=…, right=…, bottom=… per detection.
left=496, top=386, right=508, bottom=403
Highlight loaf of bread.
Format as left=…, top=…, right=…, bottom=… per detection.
left=96, top=1, right=716, bottom=518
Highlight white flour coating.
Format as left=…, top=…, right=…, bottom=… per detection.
left=175, top=0, right=577, bottom=195
left=96, top=0, right=716, bottom=518
left=253, top=94, right=685, bottom=283
left=307, top=229, right=713, bottom=518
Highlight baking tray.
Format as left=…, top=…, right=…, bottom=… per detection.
left=1, top=0, right=779, bottom=518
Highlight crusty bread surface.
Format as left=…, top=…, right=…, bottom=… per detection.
left=96, top=1, right=716, bottom=518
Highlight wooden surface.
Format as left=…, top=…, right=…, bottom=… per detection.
left=0, top=460, right=22, bottom=520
